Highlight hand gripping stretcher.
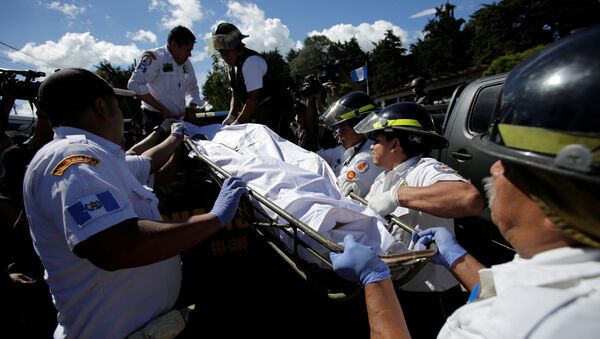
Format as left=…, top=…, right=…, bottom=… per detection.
left=182, top=125, right=436, bottom=300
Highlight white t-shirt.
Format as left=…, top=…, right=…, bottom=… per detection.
left=240, top=55, right=268, bottom=92
left=23, top=127, right=181, bottom=338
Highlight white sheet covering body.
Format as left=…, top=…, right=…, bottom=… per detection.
left=185, top=123, right=402, bottom=260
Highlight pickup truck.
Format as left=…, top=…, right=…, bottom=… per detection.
left=430, top=72, right=515, bottom=266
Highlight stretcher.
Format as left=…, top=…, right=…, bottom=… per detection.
left=182, top=126, right=436, bottom=300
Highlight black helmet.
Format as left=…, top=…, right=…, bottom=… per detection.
left=354, top=102, right=448, bottom=149
left=410, top=77, right=425, bottom=89
left=475, top=25, right=600, bottom=182
left=207, top=22, right=249, bottom=53
left=320, top=91, right=379, bottom=128
left=473, top=24, right=600, bottom=246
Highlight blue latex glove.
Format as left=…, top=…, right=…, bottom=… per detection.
left=413, top=227, right=467, bottom=269
left=210, top=176, right=248, bottom=227
left=329, top=234, right=390, bottom=286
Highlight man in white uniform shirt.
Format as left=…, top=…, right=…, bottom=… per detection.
left=318, top=91, right=384, bottom=198
left=24, top=68, right=247, bottom=338
left=128, top=25, right=204, bottom=133
left=354, top=102, right=483, bottom=338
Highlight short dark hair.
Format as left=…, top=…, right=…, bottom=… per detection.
left=168, top=26, right=196, bottom=45
left=37, top=68, right=134, bottom=127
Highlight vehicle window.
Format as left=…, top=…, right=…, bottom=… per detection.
left=469, top=84, right=502, bottom=133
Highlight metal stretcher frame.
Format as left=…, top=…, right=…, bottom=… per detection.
left=184, top=136, right=436, bottom=300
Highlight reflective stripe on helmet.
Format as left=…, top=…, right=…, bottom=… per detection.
left=498, top=123, right=600, bottom=161
left=373, top=118, right=422, bottom=130
left=339, top=103, right=376, bottom=120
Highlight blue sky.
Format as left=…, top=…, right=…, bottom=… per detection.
left=1, top=0, right=495, bottom=114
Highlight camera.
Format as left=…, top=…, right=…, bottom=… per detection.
left=297, top=59, right=342, bottom=97
left=0, top=69, right=45, bottom=101
left=298, top=74, right=323, bottom=96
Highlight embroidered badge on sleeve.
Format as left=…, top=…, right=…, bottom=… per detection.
left=140, top=53, right=154, bottom=66
left=67, top=191, right=121, bottom=227
left=433, top=162, right=457, bottom=174
left=52, top=155, right=100, bottom=176
left=346, top=170, right=357, bottom=180
left=355, top=160, right=369, bottom=173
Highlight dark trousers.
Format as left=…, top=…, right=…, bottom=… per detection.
left=397, top=285, right=468, bottom=339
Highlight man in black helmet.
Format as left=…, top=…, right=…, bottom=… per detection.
left=208, top=22, right=294, bottom=140
left=328, top=24, right=600, bottom=338
left=407, top=77, right=432, bottom=105
left=354, top=101, right=483, bottom=338
left=318, top=91, right=385, bottom=198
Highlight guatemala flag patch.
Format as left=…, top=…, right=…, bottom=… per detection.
left=67, top=191, right=120, bottom=227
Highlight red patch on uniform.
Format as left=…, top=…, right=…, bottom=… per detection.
left=355, top=160, right=369, bottom=173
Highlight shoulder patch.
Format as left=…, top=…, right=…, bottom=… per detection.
left=354, top=160, right=369, bottom=173
left=144, top=51, right=156, bottom=59
left=52, top=155, right=100, bottom=176
left=67, top=191, right=121, bottom=227
left=433, top=162, right=457, bottom=174
left=346, top=170, right=357, bottom=180
left=141, top=53, right=154, bottom=67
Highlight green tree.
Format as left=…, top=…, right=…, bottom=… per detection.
left=261, top=49, right=293, bottom=92
left=95, top=60, right=141, bottom=132
left=289, top=35, right=333, bottom=84
left=410, top=2, right=471, bottom=78
left=370, top=30, right=410, bottom=95
left=483, top=44, right=546, bottom=76
left=201, top=55, right=231, bottom=111
left=328, top=38, right=368, bottom=72
left=466, top=0, right=600, bottom=65
left=286, top=48, right=300, bottom=64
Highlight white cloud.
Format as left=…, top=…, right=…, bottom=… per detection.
left=308, top=20, right=409, bottom=52
left=45, top=1, right=86, bottom=19
left=212, top=1, right=300, bottom=54
left=126, top=30, right=158, bottom=44
left=6, top=32, right=142, bottom=73
left=150, top=0, right=204, bottom=30
left=410, top=8, right=437, bottom=19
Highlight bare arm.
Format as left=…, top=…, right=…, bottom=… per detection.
left=396, top=181, right=484, bottom=219
left=73, top=213, right=222, bottom=271
left=304, top=94, right=319, bottom=135
left=449, top=253, right=485, bottom=291
left=365, top=278, right=412, bottom=339
left=138, top=93, right=176, bottom=119
left=139, top=134, right=182, bottom=174
left=235, top=89, right=261, bottom=124
left=126, top=130, right=162, bottom=155
left=223, top=95, right=241, bottom=125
